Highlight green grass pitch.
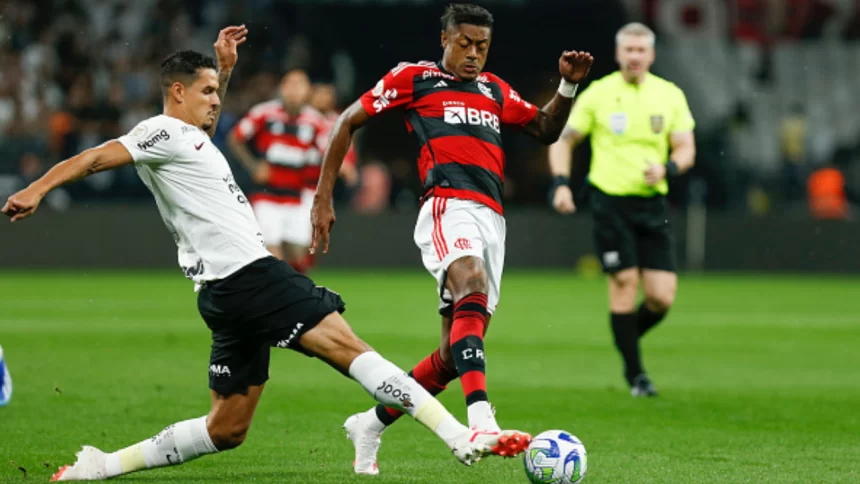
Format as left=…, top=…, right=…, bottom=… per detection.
left=1, top=270, right=859, bottom=483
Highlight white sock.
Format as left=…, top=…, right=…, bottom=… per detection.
left=467, top=401, right=499, bottom=431
left=104, top=416, right=218, bottom=477
left=364, top=408, right=387, bottom=433
left=349, top=351, right=468, bottom=447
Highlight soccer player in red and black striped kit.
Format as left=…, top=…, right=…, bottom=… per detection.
left=311, top=4, right=593, bottom=475
left=228, top=70, right=355, bottom=273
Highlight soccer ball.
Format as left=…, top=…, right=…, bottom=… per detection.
left=523, top=430, right=587, bottom=484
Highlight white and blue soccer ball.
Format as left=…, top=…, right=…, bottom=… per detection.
left=523, top=430, right=587, bottom=484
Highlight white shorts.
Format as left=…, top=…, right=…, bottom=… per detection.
left=414, top=197, right=506, bottom=315
left=252, top=191, right=314, bottom=247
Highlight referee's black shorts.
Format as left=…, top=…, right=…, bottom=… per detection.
left=197, top=256, right=345, bottom=395
left=589, top=186, right=677, bottom=274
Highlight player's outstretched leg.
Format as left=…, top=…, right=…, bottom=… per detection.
left=299, top=312, right=530, bottom=471
left=52, top=386, right=264, bottom=481
left=346, top=345, right=459, bottom=473
left=0, top=344, right=12, bottom=406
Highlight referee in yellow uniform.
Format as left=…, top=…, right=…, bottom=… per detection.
left=548, top=22, right=696, bottom=397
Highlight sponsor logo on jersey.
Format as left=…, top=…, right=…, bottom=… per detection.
left=182, top=258, right=204, bottom=279
left=434, top=80, right=448, bottom=88
left=181, top=126, right=198, bottom=135
left=372, top=88, right=398, bottom=113
left=508, top=89, right=533, bottom=109
left=137, top=129, right=170, bottom=151
left=422, top=69, right=456, bottom=81
left=209, top=364, right=231, bottom=377
left=477, top=82, right=494, bottom=100
left=443, top=106, right=500, bottom=134
left=222, top=174, right=248, bottom=205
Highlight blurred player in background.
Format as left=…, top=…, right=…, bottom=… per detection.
left=547, top=23, right=696, bottom=397
left=3, top=27, right=523, bottom=481
left=0, top=344, right=11, bottom=406
left=310, top=82, right=360, bottom=191
left=229, top=71, right=354, bottom=273
left=311, top=3, right=593, bottom=475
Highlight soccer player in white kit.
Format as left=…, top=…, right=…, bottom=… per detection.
left=2, top=26, right=528, bottom=481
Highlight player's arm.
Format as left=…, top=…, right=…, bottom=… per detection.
left=310, top=100, right=371, bottom=254
left=2, top=141, right=133, bottom=222
left=522, top=51, right=593, bottom=145
left=311, top=66, right=413, bottom=254
left=206, top=25, right=248, bottom=138
left=645, top=89, right=697, bottom=185
left=227, top=130, right=264, bottom=175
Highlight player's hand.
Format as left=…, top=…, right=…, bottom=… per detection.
left=213, top=25, right=248, bottom=71
left=252, top=163, right=270, bottom=185
left=559, top=51, right=594, bottom=84
left=552, top=185, right=576, bottom=214
left=310, top=195, right=336, bottom=255
left=2, top=187, right=44, bottom=223
left=644, top=162, right=667, bottom=186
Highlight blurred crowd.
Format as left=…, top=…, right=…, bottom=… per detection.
left=1, top=0, right=859, bottom=219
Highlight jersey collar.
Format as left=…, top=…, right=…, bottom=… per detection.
left=436, top=60, right=468, bottom=83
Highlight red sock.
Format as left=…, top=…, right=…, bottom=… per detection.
left=450, top=293, right=489, bottom=405
left=375, top=349, right=458, bottom=425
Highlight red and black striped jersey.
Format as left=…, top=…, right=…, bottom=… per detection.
left=233, top=101, right=328, bottom=204
left=359, top=61, right=538, bottom=214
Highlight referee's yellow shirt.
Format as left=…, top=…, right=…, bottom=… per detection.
left=567, top=71, right=695, bottom=197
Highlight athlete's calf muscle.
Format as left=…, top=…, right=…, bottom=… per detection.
left=299, top=312, right=372, bottom=374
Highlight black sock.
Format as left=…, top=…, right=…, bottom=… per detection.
left=610, top=312, right=643, bottom=384
left=637, top=303, right=667, bottom=337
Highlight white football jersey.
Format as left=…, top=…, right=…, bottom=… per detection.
left=117, top=114, right=270, bottom=286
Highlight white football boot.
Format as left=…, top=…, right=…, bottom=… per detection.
left=450, top=429, right=532, bottom=466
left=343, top=410, right=382, bottom=475
left=51, top=446, right=110, bottom=481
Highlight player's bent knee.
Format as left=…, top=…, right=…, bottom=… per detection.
left=645, top=291, right=675, bottom=313
left=300, top=313, right=372, bottom=374
left=447, top=256, right=489, bottom=300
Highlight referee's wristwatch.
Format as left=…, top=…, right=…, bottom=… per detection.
left=548, top=175, right=570, bottom=204
left=665, top=160, right=681, bottom=179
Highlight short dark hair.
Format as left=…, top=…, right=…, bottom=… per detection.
left=160, top=50, right=217, bottom=96
left=440, top=3, right=494, bottom=31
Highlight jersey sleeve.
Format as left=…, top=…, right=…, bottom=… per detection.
left=359, top=64, right=415, bottom=116
left=117, top=118, right=178, bottom=164
left=669, top=87, right=696, bottom=133
left=498, top=79, right=539, bottom=127
left=232, top=109, right=265, bottom=142
left=566, top=84, right=597, bottom=136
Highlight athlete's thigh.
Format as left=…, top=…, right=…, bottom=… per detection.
left=480, top=206, right=506, bottom=315
left=590, top=190, right=637, bottom=274
left=414, top=197, right=485, bottom=315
